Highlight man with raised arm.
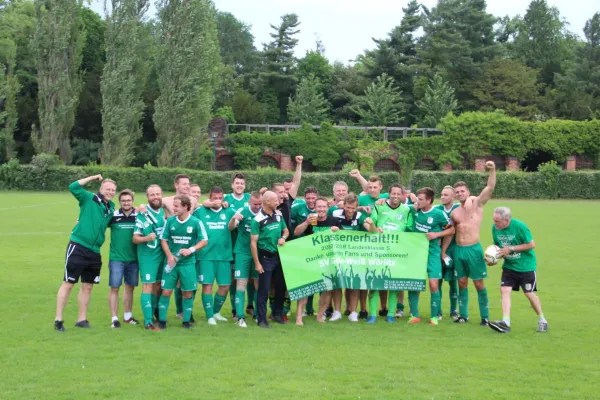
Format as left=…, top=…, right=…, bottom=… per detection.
left=54, top=175, right=116, bottom=332
left=450, top=161, right=496, bottom=325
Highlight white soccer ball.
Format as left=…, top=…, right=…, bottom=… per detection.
left=484, top=245, right=501, bottom=265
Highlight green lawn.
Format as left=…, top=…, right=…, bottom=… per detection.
left=1, top=192, right=598, bottom=399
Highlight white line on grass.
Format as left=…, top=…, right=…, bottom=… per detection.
left=0, top=201, right=70, bottom=211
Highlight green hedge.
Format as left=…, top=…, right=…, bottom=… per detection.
left=410, top=170, right=600, bottom=199
left=0, top=162, right=401, bottom=195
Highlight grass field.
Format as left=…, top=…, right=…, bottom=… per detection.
left=1, top=191, right=599, bottom=399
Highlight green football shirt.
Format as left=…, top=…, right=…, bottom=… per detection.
left=358, top=193, right=389, bottom=214
left=134, top=206, right=166, bottom=265
left=233, top=206, right=259, bottom=257
left=371, top=201, right=414, bottom=233
left=413, top=207, right=450, bottom=250
left=193, top=206, right=236, bottom=261
left=492, top=219, right=537, bottom=272
left=435, top=203, right=459, bottom=220
left=161, top=215, right=208, bottom=266
left=108, top=209, right=137, bottom=262
left=68, top=181, right=115, bottom=253
left=331, top=208, right=367, bottom=231
left=224, top=193, right=250, bottom=212
left=251, top=209, right=287, bottom=253
left=291, top=200, right=315, bottom=231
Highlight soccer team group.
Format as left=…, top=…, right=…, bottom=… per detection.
left=53, top=155, right=548, bottom=334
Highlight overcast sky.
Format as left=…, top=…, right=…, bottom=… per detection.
left=90, top=0, right=599, bottom=63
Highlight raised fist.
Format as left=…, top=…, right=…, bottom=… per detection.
left=295, top=155, right=303, bottom=164
left=485, top=161, right=495, bottom=170
left=349, top=169, right=360, bottom=178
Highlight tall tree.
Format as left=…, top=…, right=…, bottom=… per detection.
left=31, top=0, right=85, bottom=163
left=297, top=49, right=333, bottom=96
left=329, top=61, right=370, bottom=123
left=351, top=73, right=406, bottom=126
left=287, top=75, right=330, bottom=124
left=101, top=0, right=150, bottom=166
left=153, top=0, right=221, bottom=168
left=229, top=89, right=264, bottom=124
left=417, top=74, right=459, bottom=127
left=253, top=13, right=300, bottom=122
left=0, top=8, right=21, bottom=162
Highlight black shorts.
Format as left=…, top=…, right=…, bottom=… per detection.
left=501, top=268, right=537, bottom=293
left=63, top=241, right=102, bottom=284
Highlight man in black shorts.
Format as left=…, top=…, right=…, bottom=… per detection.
left=487, top=207, right=548, bottom=333
left=54, top=175, right=117, bottom=331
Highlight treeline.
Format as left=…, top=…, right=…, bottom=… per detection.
left=0, top=0, right=599, bottom=168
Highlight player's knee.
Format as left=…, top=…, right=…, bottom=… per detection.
left=236, top=279, right=248, bottom=290
left=182, top=291, right=193, bottom=299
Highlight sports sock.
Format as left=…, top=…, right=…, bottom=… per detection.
left=449, top=280, right=458, bottom=313
left=538, top=314, right=547, bottom=323
left=182, top=297, right=194, bottom=323
left=175, top=287, right=183, bottom=314
left=368, top=291, right=379, bottom=317
left=151, top=294, right=158, bottom=315
left=283, top=296, right=291, bottom=316
left=458, top=287, right=469, bottom=318
left=477, top=288, right=489, bottom=319
left=387, top=291, right=398, bottom=317
left=214, top=293, right=227, bottom=314
left=408, top=291, right=420, bottom=317
left=158, top=294, right=170, bottom=322
left=124, top=312, right=132, bottom=321
left=202, top=293, right=214, bottom=319
left=397, top=302, right=405, bottom=312
left=235, top=290, right=246, bottom=318
left=502, top=316, right=511, bottom=326
left=306, top=295, right=314, bottom=313
left=229, top=284, right=236, bottom=312
left=438, top=282, right=443, bottom=314
left=141, top=293, right=153, bottom=325
left=111, top=315, right=118, bottom=322
left=247, top=284, right=255, bottom=308
left=430, top=291, right=441, bottom=319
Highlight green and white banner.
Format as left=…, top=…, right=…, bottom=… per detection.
left=279, top=230, right=429, bottom=301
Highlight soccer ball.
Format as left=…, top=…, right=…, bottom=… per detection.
left=484, top=245, right=501, bottom=265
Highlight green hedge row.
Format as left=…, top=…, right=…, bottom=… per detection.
left=0, top=162, right=401, bottom=196
left=410, top=170, right=600, bottom=199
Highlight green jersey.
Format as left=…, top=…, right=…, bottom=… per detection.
left=435, top=203, right=459, bottom=220
left=68, top=181, right=115, bottom=253
left=108, top=209, right=137, bottom=262
left=413, top=207, right=450, bottom=250
left=134, top=206, right=166, bottom=265
left=251, top=209, right=287, bottom=253
left=492, top=219, right=537, bottom=272
left=291, top=200, right=315, bottom=229
left=193, top=206, right=236, bottom=261
left=161, top=215, right=208, bottom=266
left=358, top=193, right=389, bottom=215
left=233, top=206, right=258, bottom=257
left=327, top=205, right=340, bottom=216
left=224, top=193, right=250, bottom=212
left=371, top=201, right=413, bottom=233
left=331, top=208, right=367, bottom=231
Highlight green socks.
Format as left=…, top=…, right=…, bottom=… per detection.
left=408, top=291, right=420, bottom=317
left=214, top=293, right=227, bottom=314
left=202, top=293, right=214, bottom=319
left=459, top=287, right=469, bottom=318
left=438, top=283, right=443, bottom=314
left=175, top=287, right=183, bottom=314
left=151, top=294, right=158, bottom=313
left=235, top=290, right=246, bottom=318
left=368, top=290, right=379, bottom=317
left=387, top=291, right=398, bottom=317
left=182, top=297, right=193, bottom=323
left=158, top=294, right=170, bottom=322
left=283, top=296, right=291, bottom=316
left=477, top=288, right=489, bottom=319
left=449, top=280, right=458, bottom=313
left=141, top=293, right=153, bottom=325
left=396, top=302, right=405, bottom=312
left=229, top=285, right=237, bottom=312
left=430, top=291, right=441, bottom=319
left=305, top=295, right=314, bottom=313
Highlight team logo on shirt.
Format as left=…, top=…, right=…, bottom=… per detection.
left=187, top=227, right=193, bottom=233
left=427, top=217, right=433, bottom=224
left=397, top=215, right=403, bottom=220
left=220, top=214, right=226, bottom=220
left=244, top=202, right=248, bottom=207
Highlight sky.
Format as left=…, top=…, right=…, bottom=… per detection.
left=90, top=0, right=599, bottom=63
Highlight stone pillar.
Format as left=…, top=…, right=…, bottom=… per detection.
left=442, top=162, right=453, bottom=172
left=565, top=155, right=576, bottom=171
left=505, top=156, right=519, bottom=171
left=279, top=153, right=293, bottom=171
left=474, top=157, right=486, bottom=172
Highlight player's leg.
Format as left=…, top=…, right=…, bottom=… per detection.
left=346, top=289, right=359, bottom=321
left=174, top=283, right=183, bottom=318
left=296, top=297, right=307, bottom=325
left=367, top=290, right=379, bottom=323
left=317, top=291, right=333, bottom=322
left=234, top=255, right=252, bottom=326
left=396, top=290, right=405, bottom=318
left=282, top=292, right=291, bottom=322
left=379, top=290, right=388, bottom=316
left=453, top=245, right=471, bottom=323
left=229, top=261, right=237, bottom=319
left=256, top=256, right=276, bottom=327
left=520, top=271, right=547, bottom=332
left=427, top=253, right=442, bottom=325
left=467, top=244, right=489, bottom=325
left=56, top=241, right=81, bottom=330
left=158, top=264, right=179, bottom=328
left=246, top=282, right=255, bottom=315
left=305, top=294, right=315, bottom=315
left=55, top=281, right=75, bottom=327
left=200, top=261, right=217, bottom=323
left=359, top=290, right=368, bottom=319
left=330, top=289, right=343, bottom=321
left=407, top=291, right=420, bottom=323
left=344, top=288, right=351, bottom=315
left=271, top=262, right=287, bottom=323
left=489, top=285, right=513, bottom=333
left=108, top=261, right=124, bottom=327
left=180, top=264, right=198, bottom=327
left=386, top=291, right=398, bottom=322
left=77, top=253, right=102, bottom=326
left=448, top=278, right=459, bottom=319
left=123, top=261, right=139, bottom=324
left=214, top=261, right=232, bottom=321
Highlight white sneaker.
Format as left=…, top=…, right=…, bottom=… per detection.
left=395, top=310, right=405, bottom=318
left=329, top=311, right=343, bottom=322
left=302, top=311, right=308, bottom=317
left=348, top=312, right=359, bottom=322
left=175, top=313, right=183, bottom=319
left=213, top=313, right=227, bottom=321
left=236, top=319, right=247, bottom=328
left=207, top=317, right=217, bottom=326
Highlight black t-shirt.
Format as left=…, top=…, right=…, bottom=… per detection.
left=305, top=216, right=341, bottom=235
left=277, top=196, right=294, bottom=238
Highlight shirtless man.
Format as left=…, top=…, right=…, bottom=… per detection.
left=450, top=161, right=496, bottom=325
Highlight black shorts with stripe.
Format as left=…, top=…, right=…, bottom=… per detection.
left=501, top=268, right=537, bottom=293
left=63, top=241, right=102, bottom=284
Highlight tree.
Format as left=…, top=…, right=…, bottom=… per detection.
left=229, top=89, right=264, bottom=124
left=287, top=75, right=330, bottom=124
left=351, top=73, right=406, bottom=126
left=297, top=49, right=333, bottom=96
left=473, top=59, right=542, bottom=120
left=153, top=0, right=221, bottom=168
left=101, top=0, right=150, bottom=166
left=417, top=74, right=459, bottom=127
left=329, top=62, right=370, bottom=123
left=30, top=0, right=85, bottom=163
left=215, top=11, right=257, bottom=78
left=253, top=13, right=300, bottom=122
left=0, top=23, right=20, bottom=162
